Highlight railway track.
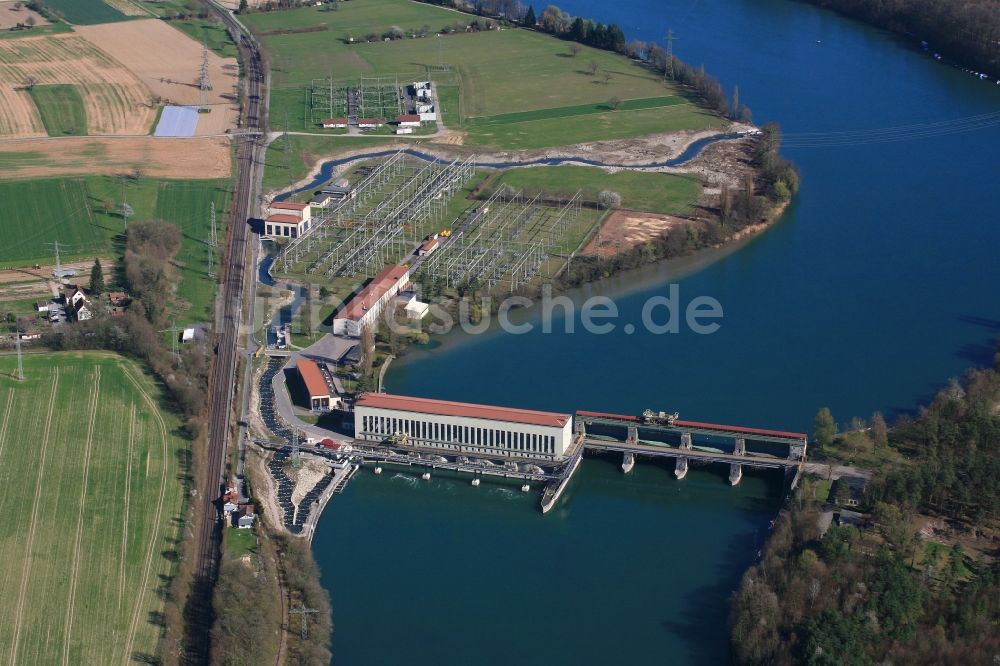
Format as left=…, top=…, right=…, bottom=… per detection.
left=185, top=4, right=266, bottom=663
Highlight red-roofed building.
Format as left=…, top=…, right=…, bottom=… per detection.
left=265, top=201, right=312, bottom=239
left=357, top=118, right=385, bottom=129
left=397, top=114, right=421, bottom=127
left=332, top=264, right=411, bottom=338
left=355, top=393, right=574, bottom=460
left=297, top=358, right=333, bottom=412
left=321, top=118, right=349, bottom=128
left=417, top=236, right=439, bottom=256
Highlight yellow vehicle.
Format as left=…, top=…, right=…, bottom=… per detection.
left=440, top=229, right=452, bottom=237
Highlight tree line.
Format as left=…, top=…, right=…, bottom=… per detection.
left=731, top=344, right=1000, bottom=664
left=803, top=0, right=1000, bottom=78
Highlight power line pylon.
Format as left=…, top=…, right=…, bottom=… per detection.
left=207, top=236, right=215, bottom=279
left=210, top=201, right=218, bottom=247
left=290, top=605, right=319, bottom=640
left=15, top=331, right=24, bottom=381
left=665, top=28, right=677, bottom=81
left=160, top=319, right=181, bottom=362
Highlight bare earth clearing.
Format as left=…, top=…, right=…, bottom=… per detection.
left=581, top=210, right=690, bottom=257
left=0, top=2, right=48, bottom=30
left=0, top=34, right=154, bottom=137
left=76, top=19, right=240, bottom=134
left=0, top=136, right=232, bottom=178
left=0, top=259, right=116, bottom=302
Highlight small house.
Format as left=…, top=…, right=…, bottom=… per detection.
left=35, top=301, right=50, bottom=313
left=221, top=489, right=239, bottom=516
left=418, top=236, right=439, bottom=256
left=264, top=201, right=312, bottom=239
left=321, top=117, right=349, bottom=129
left=236, top=504, right=255, bottom=529
left=108, top=292, right=129, bottom=308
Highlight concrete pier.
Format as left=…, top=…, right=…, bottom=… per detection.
left=729, top=463, right=743, bottom=486
left=541, top=453, right=582, bottom=514
left=622, top=451, right=635, bottom=474
left=674, top=456, right=688, bottom=480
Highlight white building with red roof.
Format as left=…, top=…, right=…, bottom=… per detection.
left=354, top=393, right=574, bottom=460
left=265, top=201, right=312, bottom=239
left=332, top=264, right=411, bottom=338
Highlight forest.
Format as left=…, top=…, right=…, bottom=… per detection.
left=730, top=347, right=1000, bottom=664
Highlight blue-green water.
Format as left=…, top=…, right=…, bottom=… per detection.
left=316, top=0, right=1000, bottom=662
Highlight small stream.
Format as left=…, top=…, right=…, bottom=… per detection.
left=272, top=131, right=748, bottom=201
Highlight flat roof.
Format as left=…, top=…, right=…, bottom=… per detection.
left=357, top=393, right=571, bottom=428
left=297, top=359, right=330, bottom=398
left=336, top=264, right=409, bottom=322
left=266, top=214, right=301, bottom=224
left=271, top=202, right=308, bottom=211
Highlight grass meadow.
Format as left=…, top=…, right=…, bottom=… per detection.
left=245, top=0, right=719, bottom=147
left=0, top=351, right=188, bottom=665
left=0, top=176, right=232, bottom=324
left=42, top=0, right=129, bottom=24
left=493, top=166, right=703, bottom=215
left=27, top=84, right=87, bottom=136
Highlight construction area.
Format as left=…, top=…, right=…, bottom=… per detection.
left=270, top=151, right=599, bottom=293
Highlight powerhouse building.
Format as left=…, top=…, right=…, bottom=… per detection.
left=354, top=393, right=574, bottom=461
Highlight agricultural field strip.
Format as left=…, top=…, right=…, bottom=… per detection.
left=60, top=366, right=101, bottom=666
left=467, top=96, right=685, bottom=126
left=119, top=401, right=136, bottom=612
left=5, top=368, right=59, bottom=666
left=0, top=390, right=14, bottom=465
left=120, top=362, right=171, bottom=665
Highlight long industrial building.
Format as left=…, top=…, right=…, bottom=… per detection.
left=354, top=393, right=574, bottom=460
left=332, top=264, right=411, bottom=337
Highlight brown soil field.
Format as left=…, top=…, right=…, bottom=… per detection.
left=0, top=34, right=155, bottom=137
left=76, top=20, right=239, bottom=109
left=581, top=209, right=690, bottom=257
left=195, top=103, right=240, bottom=136
left=102, top=0, right=150, bottom=16
left=0, top=136, right=232, bottom=179
left=0, top=2, right=48, bottom=30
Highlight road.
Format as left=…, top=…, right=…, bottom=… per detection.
left=186, top=3, right=267, bottom=663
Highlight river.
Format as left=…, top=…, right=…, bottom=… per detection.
left=315, top=0, right=1000, bottom=662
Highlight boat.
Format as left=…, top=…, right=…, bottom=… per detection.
left=471, top=478, right=481, bottom=487
left=421, top=472, right=431, bottom=480
left=521, top=484, right=530, bottom=493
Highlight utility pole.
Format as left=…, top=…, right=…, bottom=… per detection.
left=15, top=331, right=24, bottom=381
left=207, top=235, right=214, bottom=279
left=120, top=175, right=133, bottom=231
left=665, top=28, right=677, bottom=81
left=160, top=319, right=181, bottom=363
left=290, top=605, right=319, bottom=640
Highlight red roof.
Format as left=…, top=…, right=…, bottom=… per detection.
left=419, top=238, right=439, bottom=252
left=322, top=117, right=348, bottom=124
left=319, top=438, right=342, bottom=450
left=266, top=214, right=301, bottom=224
left=271, top=201, right=309, bottom=211
left=397, top=114, right=421, bottom=123
left=297, top=359, right=329, bottom=398
left=357, top=393, right=571, bottom=428
left=336, top=264, right=409, bottom=321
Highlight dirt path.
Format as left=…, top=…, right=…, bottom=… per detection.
left=7, top=368, right=59, bottom=666
left=120, top=365, right=171, bottom=665
left=119, top=402, right=136, bottom=613
left=0, top=388, right=15, bottom=464
left=61, top=366, right=101, bottom=665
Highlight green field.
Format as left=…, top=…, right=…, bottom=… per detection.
left=173, top=18, right=239, bottom=58
left=493, top=166, right=703, bottom=215
left=27, top=84, right=87, bottom=136
left=0, top=352, right=188, bottom=665
left=245, top=0, right=718, bottom=147
left=0, top=176, right=231, bottom=324
left=42, top=0, right=129, bottom=24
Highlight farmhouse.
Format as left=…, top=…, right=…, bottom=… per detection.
left=64, top=285, right=93, bottom=322
left=321, top=117, right=349, bottom=128
left=35, top=301, right=50, bottom=313
left=332, top=264, right=411, bottom=338
left=265, top=201, right=312, bottom=239
left=357, top=118, right=385, bottom=130
left=236, top=504, right=255, bottom=529
left=397, top=114, right=421, bottom=128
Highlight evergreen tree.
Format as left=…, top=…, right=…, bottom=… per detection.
left=522, top=5, right=536, bottom=27
left=90, top=258, right=105, bottom=295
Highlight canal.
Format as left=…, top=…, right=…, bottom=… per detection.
left=315, top=0, right=1000, bottom=662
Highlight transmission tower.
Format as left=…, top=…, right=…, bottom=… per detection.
left=210, top=201, right=218, bottom=247
left=120, top=175, right=133, bottom=230
left=199, top=41, right=212, bottom=111
left=290, top=605, right=319, bottom=640
left=14, top=331, right=24, bottom=382
left=160, top=319, right=181, bottom=362
left=207, top=236, right=214, bottom=279
left=291, top=429, right=301, bottom=468
left=665, top=28, right=677, bottom=81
